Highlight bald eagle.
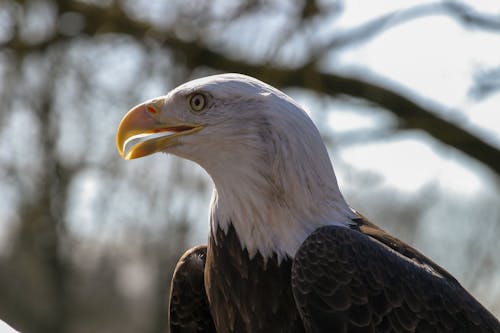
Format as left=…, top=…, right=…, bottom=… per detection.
left=116, top=74, right=499, bottom=333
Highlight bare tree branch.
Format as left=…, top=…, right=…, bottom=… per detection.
left=316, top=2, right=500, bottom=56
left=179, top=48, right=500, bottom=175
left=11, top=0, right=490, bottom=176
left=443, top=2, right=500, bottom=31
left=2, top=1, right=500, bottom=331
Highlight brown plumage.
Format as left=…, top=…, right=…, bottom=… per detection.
left=169, top=217, right=500, bottom=333
left=114, top=74, right=500, bottom=333
left=169, top=246, right=215, bottom=333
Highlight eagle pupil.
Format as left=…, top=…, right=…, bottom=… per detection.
left=190, top=93, right=205, bottom=111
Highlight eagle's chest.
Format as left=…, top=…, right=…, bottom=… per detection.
left=205, top=224, right=305, bottom=333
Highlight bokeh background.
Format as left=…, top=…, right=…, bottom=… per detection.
left=1, top=1, right=499, bottom=332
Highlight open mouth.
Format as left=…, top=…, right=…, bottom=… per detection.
left=122, top=125, right=203, bottom=160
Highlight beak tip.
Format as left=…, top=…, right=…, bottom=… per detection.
left=117, top=146, right=132, bottom=160
left=116, top=142, right=125, bottom=159
left=115, top=102, right=156, bottom=160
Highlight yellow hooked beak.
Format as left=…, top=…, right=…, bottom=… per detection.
left=116, top=99, right=203, bottom=160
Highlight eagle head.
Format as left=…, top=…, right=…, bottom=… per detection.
left=116, top=73, right=354, bottom=258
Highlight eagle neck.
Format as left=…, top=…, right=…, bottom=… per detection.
left=199, top=93, right=357, bottom=261
left=208, top=155, right=356, bottom=262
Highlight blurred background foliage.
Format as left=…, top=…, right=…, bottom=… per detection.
left=0, top=0, right=499, bottom=332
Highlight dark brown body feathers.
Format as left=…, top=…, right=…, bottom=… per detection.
left=169, top=246, right=216, bottom=333
left=169, top=220, right=500, bottom=333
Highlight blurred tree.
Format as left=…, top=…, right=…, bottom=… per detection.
left=0, top=1, right=499, bottom=332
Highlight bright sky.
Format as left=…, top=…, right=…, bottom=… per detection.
left=319, top=0, right=500, bottom=195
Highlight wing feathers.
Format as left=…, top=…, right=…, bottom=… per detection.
left=169, top=245, right=216, bottom=333
left=292, top=225, right=500, bottom=333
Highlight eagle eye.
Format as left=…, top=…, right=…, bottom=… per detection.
left=189, top=93, right=207, bottom=112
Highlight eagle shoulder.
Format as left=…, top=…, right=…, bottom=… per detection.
left=291, top=225, right=500, bottom=333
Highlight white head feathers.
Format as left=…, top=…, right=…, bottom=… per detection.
left=162, top=74, right=356, bottom=260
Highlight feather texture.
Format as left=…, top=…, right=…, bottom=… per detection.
left=169, top=246, right=215, bottom=333
left=292, top=225, right=500, bottom=333
left=120, top=74, right=500, bottom=332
